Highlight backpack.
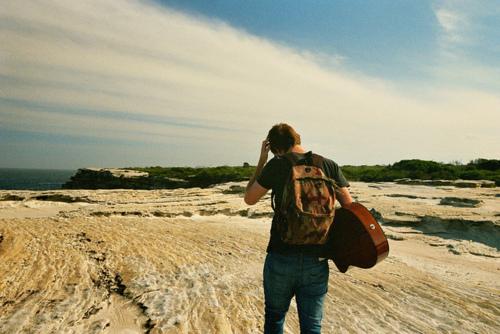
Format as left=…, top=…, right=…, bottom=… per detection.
left=272, top=152, right=338, bottom=245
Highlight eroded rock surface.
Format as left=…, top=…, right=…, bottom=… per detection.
left=1, top=182, right=499, bottom=333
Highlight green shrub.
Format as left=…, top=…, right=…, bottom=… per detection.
left=459, top=170, right=484, bottom=180
left=478, top=159, right=500, bottom=171
left=392, top=159, right=443, bottom=173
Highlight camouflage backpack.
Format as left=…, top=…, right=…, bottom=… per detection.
left=273, top=152, right=338, bottom=245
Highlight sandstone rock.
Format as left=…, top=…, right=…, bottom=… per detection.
left=439, top=197, right=484, bottom=208
left=222, top=185, right=246, bottom=194
left=423, top=180, right=456, bottom=186
left=397, top=179, right=424, bottom=185
left=395, top=178, right=495, bottom=188
left=1, top=182, right=499, bottom=333
left=453, top=180, right=482, bottom=188
left=480, top=180, right=496, bottom=188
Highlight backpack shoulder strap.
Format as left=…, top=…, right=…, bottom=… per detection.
left=311, top=153, right=324, bottom=168
left=283, top=153, right=299, bottom=166
left=283, top=152, right=323, bottom=168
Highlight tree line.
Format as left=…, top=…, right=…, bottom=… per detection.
left=130, top=159, right=500, bottom=187
left=341, top=159, right=500, bottom=185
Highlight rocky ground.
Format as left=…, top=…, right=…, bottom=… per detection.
left=0, top=182, right=499, bottom=333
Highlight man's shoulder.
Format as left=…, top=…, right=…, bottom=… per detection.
left=320, top=156, right=339, bottom=166
left=268, top=155, right=294, bottom=166
left=261, top=156, right=290, bottom=176
left=258, top=155, right=291, bottom=190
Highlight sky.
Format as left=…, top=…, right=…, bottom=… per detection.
left=1, top=0, right=499, bottom=169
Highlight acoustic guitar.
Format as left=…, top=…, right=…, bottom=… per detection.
left=327, top=202, right=389, bottom=273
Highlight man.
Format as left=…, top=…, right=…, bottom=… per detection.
left=245, top=123, right=353, bottom=334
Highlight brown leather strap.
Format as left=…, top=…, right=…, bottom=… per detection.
left=283, top=152, right=324, bottom=168
left=312, top=154, right=324, bottom=168
left=283, top=153, right=300, bottom=166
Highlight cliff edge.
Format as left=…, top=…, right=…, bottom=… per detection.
left=62, top=168, right=189, bottom=190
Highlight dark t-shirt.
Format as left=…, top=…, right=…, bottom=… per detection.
left=257, top=152, right=350, bottom=257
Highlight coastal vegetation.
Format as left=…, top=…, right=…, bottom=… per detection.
left=130, top=159, right=500, bottom=187
left=131, top=165, right=256, bottom=188
left=341, top=159, right=500, bottom=184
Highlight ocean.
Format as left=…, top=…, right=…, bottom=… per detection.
left=0, top=169, right=77, bottom=191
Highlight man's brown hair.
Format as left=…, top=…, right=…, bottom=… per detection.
left=267, top=123, right=301, bottom=154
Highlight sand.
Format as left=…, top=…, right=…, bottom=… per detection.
left=0, top=182, right=499, bottom=333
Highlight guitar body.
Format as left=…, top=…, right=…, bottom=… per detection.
left=328, top=202, right=389, bottom=273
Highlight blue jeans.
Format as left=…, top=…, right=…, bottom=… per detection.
left=263, top=253, right=329, bottom=334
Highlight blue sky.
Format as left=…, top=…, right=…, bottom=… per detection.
left=160, top=1, right=438, bottom=82
left=1, top=0, right=499, bottom=169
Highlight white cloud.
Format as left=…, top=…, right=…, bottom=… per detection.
left=435, top=7, right=467, bottom=40
left=0, top=0, right=498, bottom=168
left=431, top=0, right=500, bottom=96
left=434, top=0, right=499, bottom=56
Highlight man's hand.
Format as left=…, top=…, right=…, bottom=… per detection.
left=244, top=138, right=271, bottom=205
left=259, top=138, right=271, bottom=165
